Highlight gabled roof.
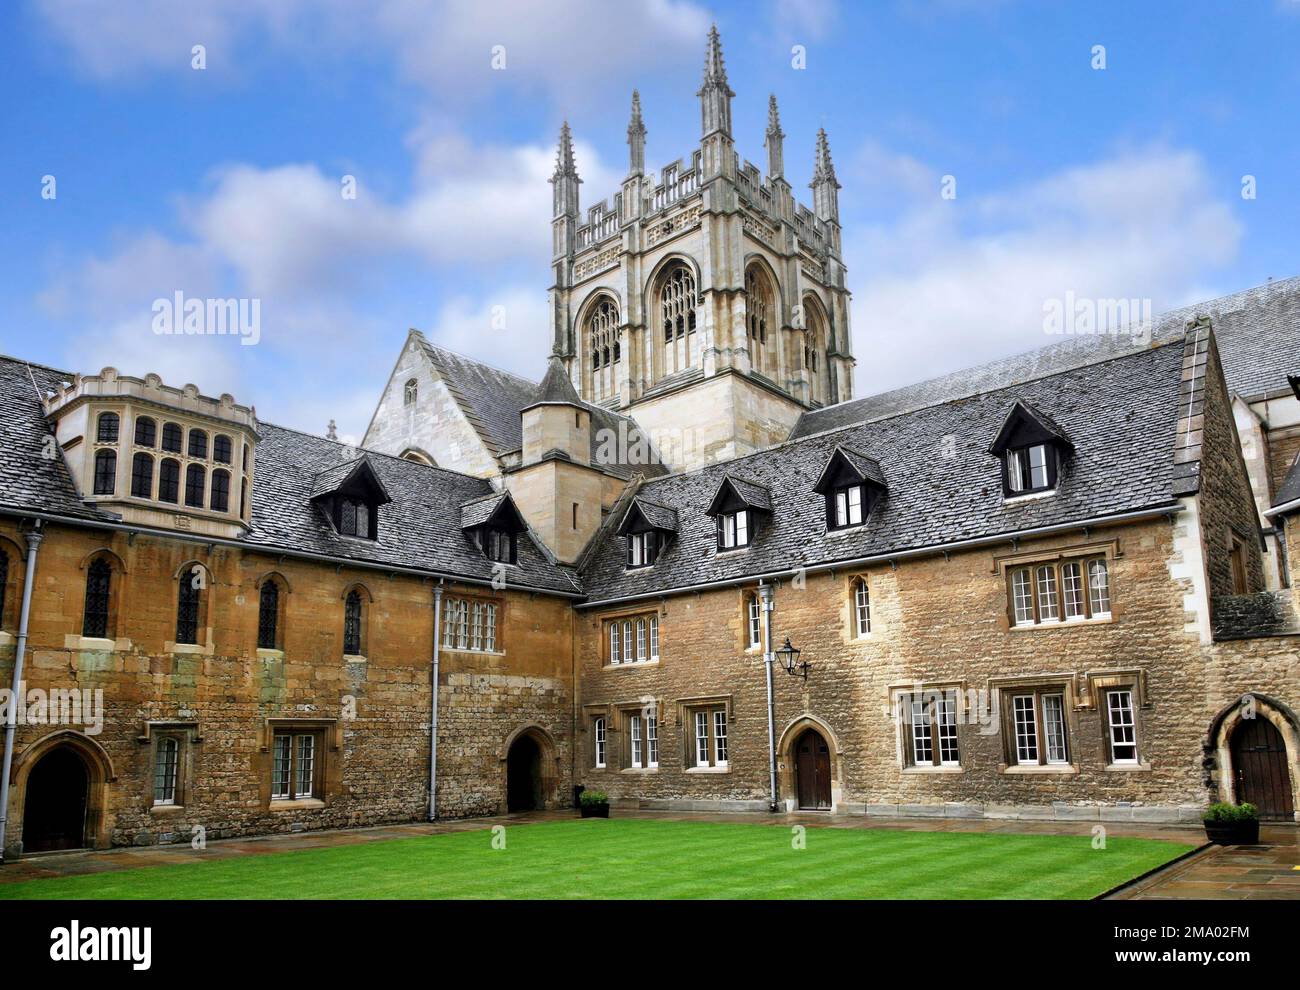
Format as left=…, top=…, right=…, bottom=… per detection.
left=812, top=446, right=887, bottom=494
left=791, top=275, right=1300, bottom=439
left=616, top=497, right=679, bottom=535
left=705, top=475, right=773, bottom=516
left=580, top=340, right=1188, bottom=605
left=987, top=399, right=1073, bottom=455
left=310, top=454, right=392, bottom=505
left=0, top=355, right=580, bottom=596
left=412, top=333, right=666, bottom=480
left=460, top=490, right=526, bottom=532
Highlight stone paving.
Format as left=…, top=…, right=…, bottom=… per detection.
left=0, top=809, right=1294, bottom=899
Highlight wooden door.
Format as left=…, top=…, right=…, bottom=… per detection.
left=795, top=730, right=832, bottom=810
left=1232, top=717, right=1294, bottom=820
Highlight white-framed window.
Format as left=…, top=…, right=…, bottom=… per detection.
left=691, top=708, right=729, bottom=768
left=1010, top=691, right=1070, bottom=766
left=626, top=531, right=658, bottom=568
left=911, top=699, right=933, bottom=765
left=153, top=736, right=180, bottom=806
left=630, top=714, right=643, bottom=768
left=902, top=692, right=960, bottom=767
left=647, top=714, right=659, bottom=768
left=606, top=613, right=658, bottom=664
left=832, top=483, right=865, bottom=529
left=649, top=615, right=659, bottom=660
left=1007, top=443, right=1052, bottom=494
left=937, top=697, right=959, bottom=765
left=271, top=731, right=319, bottom=800
left=1008, top=556, right=1111, bottom=627
left=609, top=623, right=620, bottom=663
left=442, top=598, right=498, bottom=652
left=636, top=618, right=646, bottom=660
left=1106, top=689, right=1138, bottom=764
left=593, top=717, right=607, bottom=769
left=746, top=593, right=762, bottom=649
left=853, top=578, right=871, bottom=636
left=718, top=509, right=750, bottom=549
left=622, top=620, right=633, bottom=662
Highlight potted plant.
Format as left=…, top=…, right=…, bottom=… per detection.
left=579, top=790, right=610, bottom=819
left=1202, top=801, right=1259, bottom=844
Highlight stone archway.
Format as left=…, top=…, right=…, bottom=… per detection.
left=499, top=724, right=559, bottom=814
left=1209, top=694, right=1300, bottom=822
left=11, top=730, right=116, bottom=855
left=776, top=715, right=843, bottom=813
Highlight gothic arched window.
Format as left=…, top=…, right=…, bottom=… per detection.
left=93, top=449, right=116, bottom=495
left=745, top=264, right=777, bottom=376
left=258, top=579, right=281, bottom=650
left=96, top=412, right=119, bottom=443
left=82, top=557, right=112, bottom=638
left=176, top=568, right=203, bottom=645
left=804, top=295, right=830, bottom=406
left=584, top=296, right=620, bottom=401
left=344, top=589, right=364, bottom=656
left=659, top=264, right=696, bottom=342
left=404, top=378, right=418, bottom=407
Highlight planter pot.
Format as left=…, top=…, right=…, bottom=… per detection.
left=1203, top=819, right=1259, bottom=845
left=580, top=803, right=610, bottom=819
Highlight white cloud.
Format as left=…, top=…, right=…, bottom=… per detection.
left=34, top=0, right=710, bottom=105
left=418, top=286, right=552, bottom=382
left=845, top=146, right=1243, bottom=397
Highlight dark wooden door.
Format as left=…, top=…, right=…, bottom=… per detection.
left=506, top=736, right=540, bottom=812
left=1232, top=717, right=1294, bottom=820
left=795, top=730, right=832, bottom=810
left=22, top=748, right=89, bottom=852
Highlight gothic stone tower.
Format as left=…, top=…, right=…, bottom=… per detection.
left=548, top=27, right=855, bottom=471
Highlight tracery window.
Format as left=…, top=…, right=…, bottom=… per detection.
left=745, top=264, right=776, bottom=376
left=586, top=297, right=621, bottom=401
left=657, top=263, right=698, bottom=378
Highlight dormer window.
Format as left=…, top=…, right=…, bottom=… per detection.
left=477, top=527, right=517, bottom=564
left=813, top=447, right=887, bottom=533
left=717, top=510, right=749, bottom=550
left=1005, top=443, right=1054, bottom=494
left=337, top=498, right=372, bottom=539
left=832, top=483, right=866, bottom=529
left=989, top=400, right=1072, bottom=499
left=616, top=497, right=677, bottom=571
left=628, top=531, right=659, bottom=568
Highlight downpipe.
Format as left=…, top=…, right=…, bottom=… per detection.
left=428, top=581, right=443, bottom=821
left=0, top=523, right=43, bottom=862
left=759, top=580, right=778, bottom=813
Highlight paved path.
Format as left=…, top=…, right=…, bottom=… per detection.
left=0, top=808, right=1293, bottom=898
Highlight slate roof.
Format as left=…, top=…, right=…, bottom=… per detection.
left=460, top=491, right=511, bottom=530
left=707, top=475, right=773, bottom=515
left=309, top=455, right=391, bottom=503
left=1274, top=455, right=1300, bottom=509
left=416, top=334, right=667, bottom=480
left=0, top=355, right=580, bottom=595
left=579, top=341, right=1188, bottom=604
left=620, top=497, right=679, bottom=534
left=792, top=276, right=1300, bottom=439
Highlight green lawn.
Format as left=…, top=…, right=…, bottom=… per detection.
left=0, top=819, right=1193, bottom=900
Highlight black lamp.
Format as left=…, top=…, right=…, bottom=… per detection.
left=774, top=637, right=809, bottom=679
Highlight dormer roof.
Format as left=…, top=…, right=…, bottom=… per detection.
left=987, top=399, right=1073, bottom=456
left=310, top=455, right=392, bottom=505
left=460, top=490, right=527, bottom=533
left=617, top=497, right=679, bottom=536
left=812, top=446, right=887, bottom=495
left=705, top=475, right=773, bottom=516
left=522, top=356, right=583, bottom=412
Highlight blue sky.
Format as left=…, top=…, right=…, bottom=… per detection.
left=2, top=0, right=1298, bottom=441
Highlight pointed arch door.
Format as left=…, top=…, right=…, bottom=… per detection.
left=1232, top=717, right=1294, bottom=820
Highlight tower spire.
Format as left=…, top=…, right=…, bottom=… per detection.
left=810, top=127, right=840, bottom=223
left=550, top=121, right=581, bottom=220
left=697, top=24, right=734, bottom=139
left=627, top=90, right=646, bottom=176
left=764, top=94, right=785, bottom=179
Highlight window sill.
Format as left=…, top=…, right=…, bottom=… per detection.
left=1010, top=615, right=1113, bottom=631
left=167, top=642, right=214, bottom=656
left=825, top=523, right=867, bottom=537
left=685, top=765, right=730, bottom=774
left=64, top=635, right=130, bottom=651
left=256, top=648, right=285, bottom=659
left=440, top=648, right=505, bottom=657
left=269, top=798, right=325, bottom=812
left=902, top=765, right=964, bottom=774
left=343, top=654, right=368, bottom=664
left=716, top=545, right=752, bottom=556
left=1002, top=489, right=1058, bottom=505
left=149, top=803, right=187, bottom=817
left=1104, top=761, right=1150, bottom=772
left=603, top=659, right=659, bottom=670
left=620, top=766, right=659, bottom=774
left=1001, top=763, right=1078, bottom=775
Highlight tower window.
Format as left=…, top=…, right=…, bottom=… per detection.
left=188, top=429, right=208, bottom=459
left=93, top=449, right=116, bottom=495
left=659, top=264, right=697, bottom=342
left=161, top=422, right=183, bottom=453
left=158, top=458, right=181, bottom=503
left=96, top=412, right=119, bottom=443
left=134, top=416, right=157, bottom=448
left=131, top=452, right=154, bottom=498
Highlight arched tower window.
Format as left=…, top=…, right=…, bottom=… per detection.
left=584, top=296, right=621, bottom=402
left=656, top=262, right=698, bottom=379
left=803, top=295, right=830, bottom=406
left=744, top=263, right=778, bottom=378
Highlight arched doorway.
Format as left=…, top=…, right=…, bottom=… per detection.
left=22, top=747, right=90, bottom=852
left=794, top=728, right=832, bottom=811
left=1232, top=717, right=1295, bottom=820
left=506, top=734, right=542, bottom=812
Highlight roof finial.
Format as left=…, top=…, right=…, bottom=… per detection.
left=812, top=127, right=838, bottom=185
left=703, top=23, right=728, bottom=85
left=627, top=90, right=646, bottom=175
left=553, top=120, right=578, bottom=179
left=765, top=94, right=785, bottom=179
left=326, top=419, right=338, bottom=441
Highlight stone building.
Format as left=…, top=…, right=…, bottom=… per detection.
left=2, top=28, right=1299, bottom=858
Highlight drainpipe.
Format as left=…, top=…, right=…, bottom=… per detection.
left=428, top=581, right=444, bottom=821
left=0, top=522, right=43, bottom=862
left=758, top=580, right=778, bottom=813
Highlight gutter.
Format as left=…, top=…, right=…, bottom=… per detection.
left=574, top=504, right=1184, bottom=610
left=1264, top=497, right=1300, bottom=519
left=429, top=581, right=443, bottom=821
left=0, top=522, right=43, bottom=862
left=0, top=506, right=583, bottom=600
